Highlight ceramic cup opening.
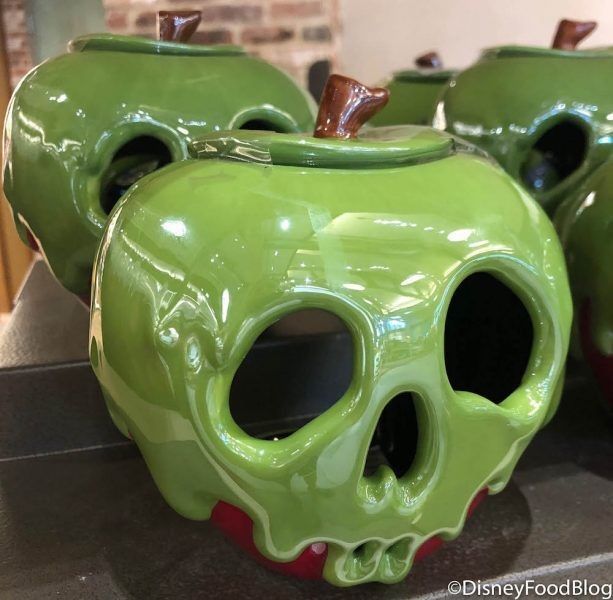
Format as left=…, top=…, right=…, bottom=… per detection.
left=100, top=136, right=172, bottom=215
left=363, top=392, right=421, bottom=480
left=520, top=119, right=588, bottom=194
left=444, top=272, right=534, bottom=404
left=229, top=309, right=353, bottom=439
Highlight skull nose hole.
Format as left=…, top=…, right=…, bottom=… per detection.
left=520, top=119, right=588, bottom=194
left=100, top=136, right=172, bottom=215
left=444, top=272, right=534, bottom=403
left=364, top=392, right=420, bottom=479
left=229, top=309, right=353, bottom=439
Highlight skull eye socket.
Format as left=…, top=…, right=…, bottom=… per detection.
left=239, top=119, right=293, bottom=133
left=229, top=309, right=353, bottom=439
left=100, top=136, right=172, bottom=215
left=444, top=272, right=534, bottom=403
left=520, top=119, right=588, bottom=194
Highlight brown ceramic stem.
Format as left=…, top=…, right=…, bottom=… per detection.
left=552, top=19, right=597, bottom=50
left=415, top=51, right=442, bottom=69
left=157, top=11, right=202, bottom=43
left=313, top=74, right=389, bottom=140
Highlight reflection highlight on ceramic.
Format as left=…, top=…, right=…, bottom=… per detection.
left=91, top=123, right=571, bottom=586
left=3, top=31, right=315, bottom=296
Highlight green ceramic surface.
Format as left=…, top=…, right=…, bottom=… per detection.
left=69, top=33, right=245, bottom=56
left=556, top=161, right=613, bottom=357
left=90, top=125, right=571, bottom=586
left=369, top=70, right=455, bottom=127
left=436, top=46, right=613, bottom=214
left=189, top=126, right=457, bottom=168
left=481, top=45, right=613, bottom=60
left=3, top=33, right=316, bottom=296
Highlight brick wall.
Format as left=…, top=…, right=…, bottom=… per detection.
left=0, top=0, right=340, bottom=90
left=103, top=0, right=340, bottom=87
left=1, top=0, right=33, bottom=88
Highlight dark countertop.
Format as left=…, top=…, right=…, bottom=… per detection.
left=0, top=262, right=612, bottom=598
left=0, top=376, right=611, bottom=599
left=0, top=260, right=90, bottom=369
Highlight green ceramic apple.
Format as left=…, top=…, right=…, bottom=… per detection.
left=555, top=161, right=613, bottom=406
left=370, top=52, right=455, bottom=126
left=436, top=19, right=611, bottom=215
left=3, top=11, right=315, bottom=297
left=90, top=76, right=571, bottom=586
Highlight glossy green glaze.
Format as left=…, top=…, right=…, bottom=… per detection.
left=3, top=33, right=316, bottom=296
left=189, top=126, right=455, bottom=168
left=556, top=161, right=613, bottom=357
left=90, top=125, right=571, bottom=586
left=370, top=70, right=455, bottom=127
left=69, top=33, right=244, bottom=56
left=436, top=46, right=613, bottom=214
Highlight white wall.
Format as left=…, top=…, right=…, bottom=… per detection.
left=340, top=0, right=613, bottom=84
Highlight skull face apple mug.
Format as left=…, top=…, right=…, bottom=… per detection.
left=555, top=162, right=613, bottom=408
left=2, top=10, right=316, bottom=299
left=370, top=51, right=456, bottom=127
left=435, top=18, right=613, bottom=215
left=90, top=75, right=571, bottom=586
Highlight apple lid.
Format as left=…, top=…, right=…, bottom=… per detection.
left=393, top=69, right=456, bottom=83
left=191, top=75, right=473, bottom=169
left=393, top=52, right=455, bottom=82
left=70, top=10, right=245, bottom=57
left=482, top=18, right=609, bottom=60
left=481, top=45, right=613, bottom=60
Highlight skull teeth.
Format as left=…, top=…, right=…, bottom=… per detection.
left=333, top=489, right=488, bottom=585
left=338, top=537, right=417, bottom=584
